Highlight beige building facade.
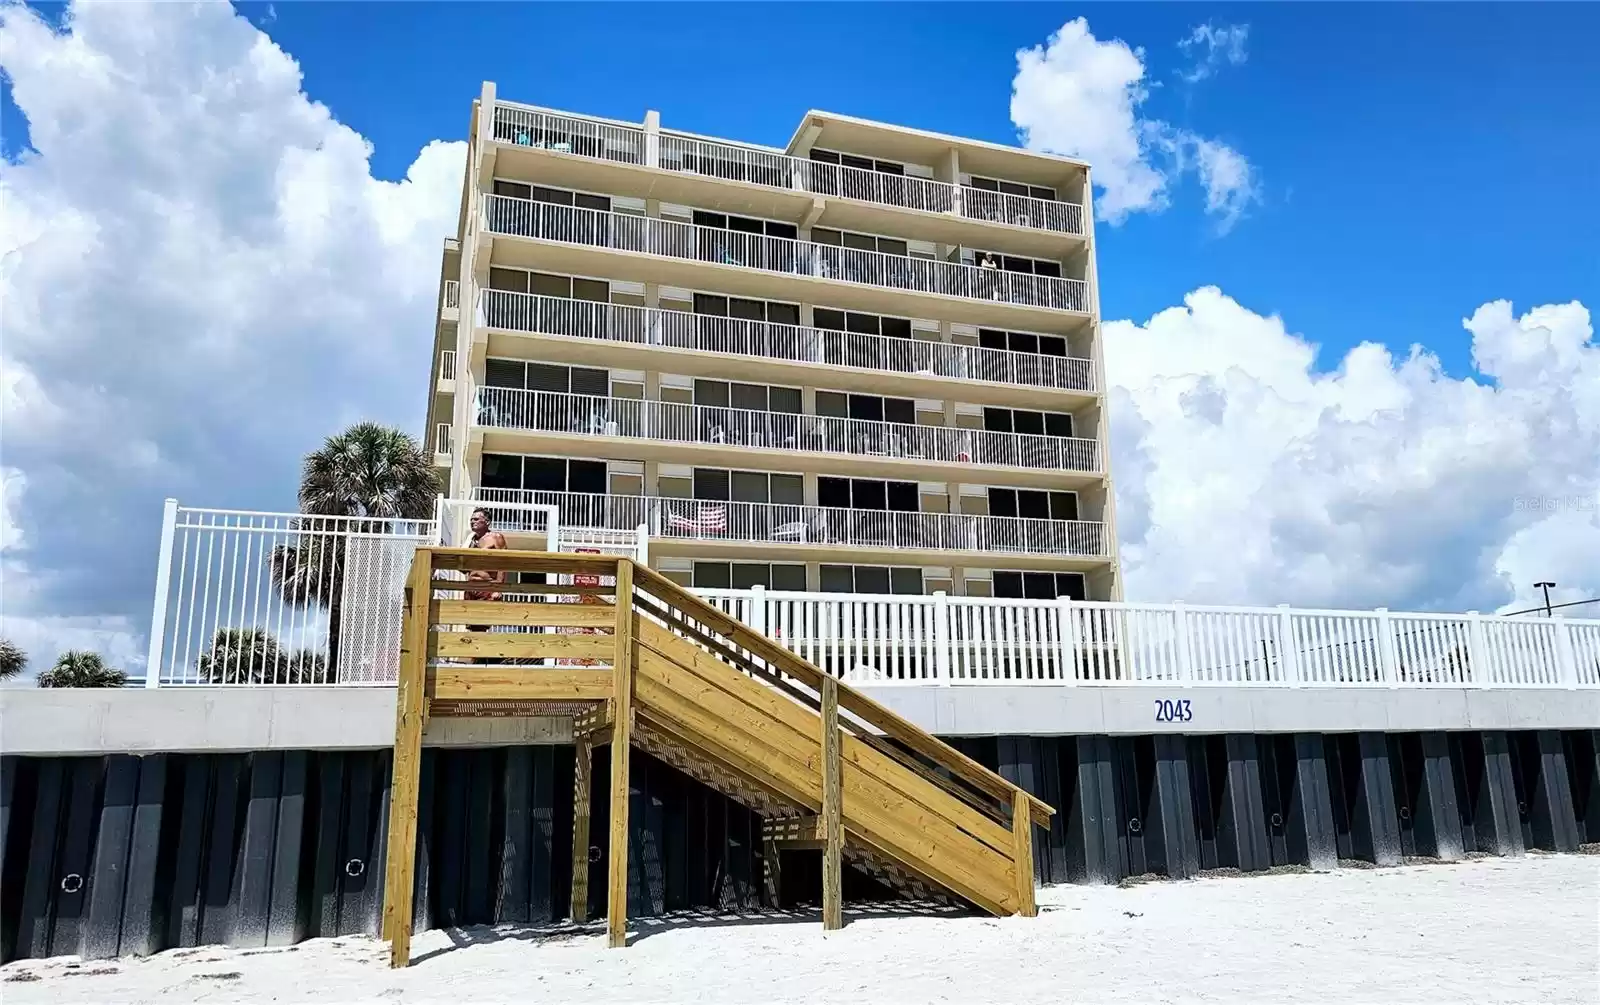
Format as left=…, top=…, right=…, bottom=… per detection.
left=424, top=82, right=1123, bottom=601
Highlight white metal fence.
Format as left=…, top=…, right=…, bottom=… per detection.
left=145, top=502, right=435, bottom=686
left=490, top=103, right=1086, bottom=236
left=474, top=488, right=1107, bottom=558
left=478, top=291, right=1096, bottom=392
left=443, top=280, right=460, bottom=310
left=695, top=588, right=1600, bottom=689
left=472, top=386, right=1103, bottom=473
left=146, top=501, right=1600, bottom=690
left=481, top=196, right=1090, bottom=313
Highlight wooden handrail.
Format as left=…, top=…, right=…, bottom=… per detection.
left=409, top=547, right=1054, bottom=827
left=626, top=558, right=1055, bottom=826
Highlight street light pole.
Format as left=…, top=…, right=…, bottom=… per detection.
left=1535, top=581, right=1556, bottom=617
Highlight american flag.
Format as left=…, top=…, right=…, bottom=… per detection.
left=667, top=503, right=727, bottom=532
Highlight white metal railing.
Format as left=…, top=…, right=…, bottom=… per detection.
left=490, top=103, right=1085, bottom=236
left=478, top=291, right=1095, bottom=392
left=481, top=195, right=1090, bottom=313
left=435, top=423, right=453, bottom=455
left=144, top=502, right=435, bottom=686
left=473, top=488, right=1107, bottom=558
left=693, top=588, right=1600, bottom=688
left=443, top=280, right=460, bottom=310
left=439, top=349, right=456, bottom=382
left=471, top=386, right=1103, bottom=473
left=145, top=500, right=1600, bottom=690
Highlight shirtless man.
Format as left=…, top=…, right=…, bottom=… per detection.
left=464, top=508, right=508, bottom=631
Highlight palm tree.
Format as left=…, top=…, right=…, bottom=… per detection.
left=270, top=423, right=440, bottom=676
left=0, top=638, right=25, bottom=681
left=196, top=628, right=331, bottom=684
left=37, top=651, right=129, bottom=688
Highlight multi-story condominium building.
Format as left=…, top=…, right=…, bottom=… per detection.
left=424, top=82, right=1122, bottom=602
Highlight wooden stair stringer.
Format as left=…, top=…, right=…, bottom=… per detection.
left=629, top=621, right=1019, bottom=917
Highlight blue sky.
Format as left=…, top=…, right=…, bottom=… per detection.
left=203, top=3, right=1597, bottom=374
left=5, top=3, right=1595, bottom=373
left=2, top=2, right=1598, bottom=672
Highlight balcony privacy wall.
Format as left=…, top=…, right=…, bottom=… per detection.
left=4, top=728, right=1595, bottom=962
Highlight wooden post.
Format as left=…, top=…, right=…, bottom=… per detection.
left=382, top=549, right=432, bottom=967
left=820, top=674, right=843, bottom=931
left=1011, top=788, right=1037, bottom=918
left=570, top=735, right=593, bottom=923
left=607, top=559, right=635, bottom=948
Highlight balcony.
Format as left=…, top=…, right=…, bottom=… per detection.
left=439, top=349, right=456, bottom=382
left=471, top=386, right=1102, bottom=484
left=442, top=280, right=460, bottom=321
left=433, top=423, right=453, bottom=465
left=473, top=488, right=1109, bottom=564
left=479, top=291, right=1095, bottom=396
left=491, top=104, right=1086, bottom=237
left=481, top=196, right=1090, bottom=319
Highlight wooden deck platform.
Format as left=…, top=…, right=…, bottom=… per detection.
left=380, top=548, right=1053, bottom=966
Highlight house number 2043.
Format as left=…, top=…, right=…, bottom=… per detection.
left=1154, top=698, right=1193, bottom=723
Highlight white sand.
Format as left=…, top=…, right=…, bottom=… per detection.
left=5, top=855, right=1597, bottom=1004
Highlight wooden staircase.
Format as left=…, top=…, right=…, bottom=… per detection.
left=381, top=548, right=1053, bottom=966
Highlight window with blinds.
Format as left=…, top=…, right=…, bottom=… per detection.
left=982, top=406, right=1074, bottom=438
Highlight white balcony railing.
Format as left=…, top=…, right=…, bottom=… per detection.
left=479, top=291, right=1096, bottom=393
left=482, top=195, right=1089, bottom=313
left=443, top=280, right=460, bottom=310
left=472, top=386, right=1102, bottom=473
left=439, top=349, right=456, bottom=382
left=435, top=423, right=453, bottom=455
left=491, top=103, right=1086, bottom=236
left=693, top=589, right=1600, bottom=689
left=473, top=488, right=1108, bottom=558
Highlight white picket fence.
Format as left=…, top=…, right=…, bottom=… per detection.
left=146, top=501, right=1600, bottom=689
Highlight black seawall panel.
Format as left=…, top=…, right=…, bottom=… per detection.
left=3, top=729, right=1595, bottom=962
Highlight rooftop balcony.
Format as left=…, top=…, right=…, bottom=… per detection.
left=478, top=291, right=1097, bottom=405
left=490, top=104, right=1086, bottom=240
left=481, top=196, right=1089, bottom=330
left=471, top=386, right=1102, bottom=489
left=473, top=487, right=1109, bottom=569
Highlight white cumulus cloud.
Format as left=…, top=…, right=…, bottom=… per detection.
left=1010, top=17, right=1259, bottom=231
left=1106, top=290, right=1600, bottom=615
left=0, top=0, right=463, bottom=674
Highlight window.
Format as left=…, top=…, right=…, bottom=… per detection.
left=820, top=565, right=924, bottom=595
left=813, top=308, right=914, bottom=342
left=983, top=407, right=1074, bottom=439
left=988, top=488, right=1079, bottom=521
left=693, top=380, right=802, bottom=414
left=480, top=453, right=607, bottom=494
left=691, top=210, right=798, bottom=241
left=692, top=293, right=800, bottom=327
left=818, top=477, right=918, bottom=512
left=484, top=360, right=609, bottom=397
left=978, top=328, right=1068, bottom=358
left=815, top=391, right=915, bottom=426
left=692, top=562, right=806, bottom=591
left=809, top=149, right=906, bottom=176
left=969, top=249, right=1062, bottom=278
left=967, top=175, right=1058, bottom=202
left=811, top=227, right=908, bottom=258
left=693, top=469, right=804, bottom=504
left=992, top=571, right=1086, bottom=602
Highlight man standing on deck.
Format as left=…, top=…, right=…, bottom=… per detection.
left=465, top=507, right=508, bottom=632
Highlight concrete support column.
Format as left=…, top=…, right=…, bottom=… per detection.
left=804, top=562, right=821, bottom=592
left=644, top=371, right=661, bottom=401
left=644, top=110, right=660, bottom=168
left=642, top=461, right=661, bottom=496
left=802, top=472, right=819, bottom=506
left=801, top=386, right=817, bottom=416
